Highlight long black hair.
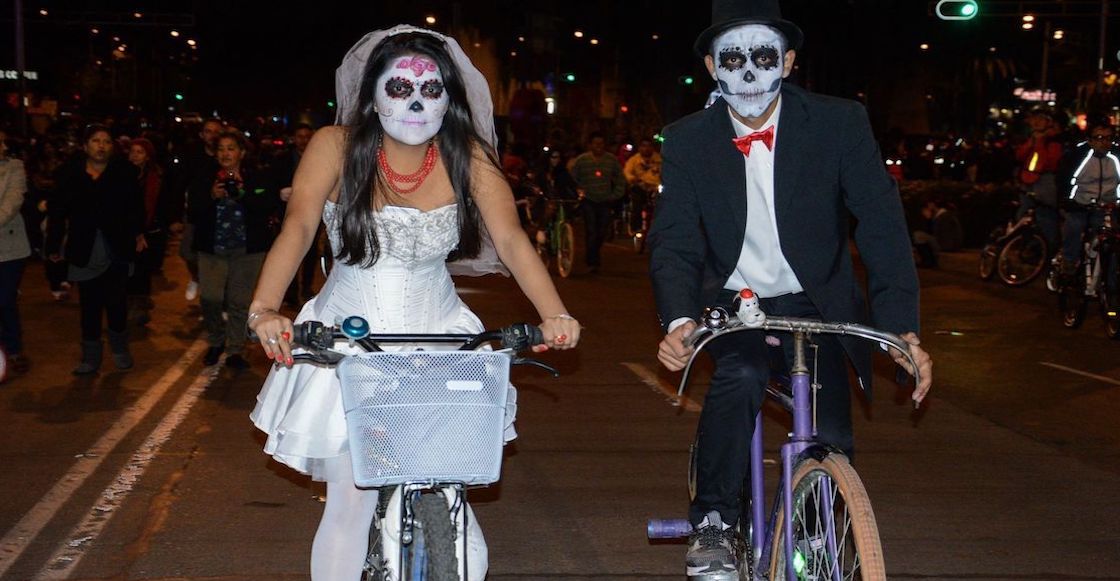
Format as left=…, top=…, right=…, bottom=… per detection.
left=337, top=32, right=496, bottom=267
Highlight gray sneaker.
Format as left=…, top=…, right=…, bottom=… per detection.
left=686, top=511, right=742, bottom=580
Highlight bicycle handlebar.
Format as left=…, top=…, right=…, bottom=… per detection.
left=680, top=314, right=921, bottom=401
left=250, top=320, right=556, bottom=374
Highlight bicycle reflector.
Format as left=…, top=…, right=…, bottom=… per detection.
left=935, top=0, right=979, bottom=20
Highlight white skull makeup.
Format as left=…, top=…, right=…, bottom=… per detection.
left=711, top=25, right=786, bottom=119
left=375, top=54, right=449, bottom=145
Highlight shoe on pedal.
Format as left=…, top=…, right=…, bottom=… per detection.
left=686, top=511, right=742, bottom=580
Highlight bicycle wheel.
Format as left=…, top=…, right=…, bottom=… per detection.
left=978, top=245, right=997, bottom=280
left=556, top=222, right=575, bottom=278
left=770, top=455, right=885, bottom=581
left=997, top=233, right=1047, bottom=286
left=535, top=233, right=550, bottom=271
left=404, top=493, right=458, bottom=581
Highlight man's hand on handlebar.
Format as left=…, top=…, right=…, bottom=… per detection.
left=891, top=332, right=932, bottom=404
left=658, top=320, right=697, bottom=372
left=249, top=310, right=295, bottom=367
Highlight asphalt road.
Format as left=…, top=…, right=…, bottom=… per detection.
left=0, top=237, right=1117, bottom=581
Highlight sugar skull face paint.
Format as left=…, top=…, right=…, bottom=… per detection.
left=711, top=25, right=786, bottom=119
left=375, top=54, right=449, bottom=145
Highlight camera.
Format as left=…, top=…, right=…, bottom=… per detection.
left=218, top=170, right=240, bottom=199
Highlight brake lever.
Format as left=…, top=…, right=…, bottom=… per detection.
left=291, top=350, right=346, bottom=366
left=512, top=357, right=560, bottom=377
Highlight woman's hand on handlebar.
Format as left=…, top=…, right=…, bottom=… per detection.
left=536, top=314, right=582, bottom=352
left=249, top=310, right=295, bottom=367
left=658, top=320, right=697, bottom=372
left=890, top=332, right=932, bottom=404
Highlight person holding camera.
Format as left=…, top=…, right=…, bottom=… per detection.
left=189, top=131, right=281, bottom=369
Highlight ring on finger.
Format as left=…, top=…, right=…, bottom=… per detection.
left=266, top=337, right=279, bottom=345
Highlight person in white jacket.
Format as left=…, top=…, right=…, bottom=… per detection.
left=0, top=129, right=32, bottom=377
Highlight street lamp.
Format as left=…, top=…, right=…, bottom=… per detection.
left=573, top=30, right=584, bottom=38
left=424, top=15, right=436, bottom=25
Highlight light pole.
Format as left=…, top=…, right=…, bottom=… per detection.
left=13, top=0, right=28, bottom=137
left=1098, top=0, right=1109, bottom=93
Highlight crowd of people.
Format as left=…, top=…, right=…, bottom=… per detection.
left=0, top=114, right=333, bottom=377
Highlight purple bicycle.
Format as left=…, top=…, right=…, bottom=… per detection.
left=648, top=307, right=922, bottom=580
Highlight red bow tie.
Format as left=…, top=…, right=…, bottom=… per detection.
left=732, top=126, right=775, bottom=157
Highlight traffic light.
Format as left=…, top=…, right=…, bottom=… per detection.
left=935, top=0, right=978, bottom=20
left=173, top=93, right=184, bottom=101
left=563, top=73, right=576, bottom=83
left=679, top=75, right=695, bottom=86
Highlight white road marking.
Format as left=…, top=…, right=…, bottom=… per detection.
left=1039, top=361, right=1120, bottom=387
left=0, top=339, right=206, bottom=579
left=621, top=362, right=702, bottom=412
left=36, top=363, right=219, bottom=579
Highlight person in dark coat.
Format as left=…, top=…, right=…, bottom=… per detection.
left=648, top=1, right=933, bottom=576
left=189, top=131, right=281, bottom=369
left=47, top=125, right=146, bottom=374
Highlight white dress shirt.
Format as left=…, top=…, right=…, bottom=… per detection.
left=724, top=98, right=804, bottom=298
left=667, top=100, right=804, bottom=333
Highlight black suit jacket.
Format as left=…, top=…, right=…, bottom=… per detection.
left=648, top=84, right=919, bottom=390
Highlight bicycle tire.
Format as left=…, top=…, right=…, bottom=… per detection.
left=535, top=237, right=550, bottom=271
left=557, top=223, right=575, bottom=278
left=406, top=493, right=458, bottom=581
left=769, top=455, right=885, bottom=581
left=1100, top=289, right=1120, bottom=339
left=997, top=233, right=1047, bottom=286
left=978, top=246, right=997, bottom=280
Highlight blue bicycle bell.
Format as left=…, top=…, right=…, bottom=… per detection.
left=341, top=316, right=371, bottom=340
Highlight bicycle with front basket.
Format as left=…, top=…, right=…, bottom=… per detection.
left=272, top=317, right=558, bottom=581
left=647, top=301, right=922, bottom=580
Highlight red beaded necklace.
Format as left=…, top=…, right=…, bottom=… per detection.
left=378, top=140, right=439, bottom=195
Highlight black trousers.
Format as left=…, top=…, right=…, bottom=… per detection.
left=77, top=263, right=130, bottom=341
left=581, top=199, right=613, bottom=268
left=689, top=291, right=853, bottom=526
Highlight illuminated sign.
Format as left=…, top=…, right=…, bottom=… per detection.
left=1012, top=87, right=1057, bottom=102
left=1, top=70, right=39, bottom=80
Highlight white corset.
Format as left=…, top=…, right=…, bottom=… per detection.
left=315, top=202, right=471, bottom=334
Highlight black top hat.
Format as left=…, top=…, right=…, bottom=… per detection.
left=694, top=0, right=804, bottom=56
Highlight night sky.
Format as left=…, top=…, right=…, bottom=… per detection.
left=4, top=1, right=1117, bottom=132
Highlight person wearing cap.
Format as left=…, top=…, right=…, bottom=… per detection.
left=1015, top=107, right=1064, bottom=253
left=648, top=0, right=933, bottom=576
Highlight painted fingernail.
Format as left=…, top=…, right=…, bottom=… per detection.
left=286, top=357, right=294, bottom=365
left=281, top=331, right=291, bottom=341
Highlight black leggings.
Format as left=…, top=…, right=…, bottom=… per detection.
left=77, top=263, right=130, bottom=341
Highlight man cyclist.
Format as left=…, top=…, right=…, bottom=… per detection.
left=623, top=138, right=662, bottom=234
left=1058, top=120, right=1120, bottom=302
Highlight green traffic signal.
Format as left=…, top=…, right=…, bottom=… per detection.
left=679, top=75, right=695, bottom=85
left=935, top=0, right=978, bottom=20
left=564, top=73, right=576, bottom=82
left=174, top=93, right=184, bottom=101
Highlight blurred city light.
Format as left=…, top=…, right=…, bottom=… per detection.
left=38, top=8, right=48, bottom=16
left=920, top=43, right=930, bottom=50
left=1022, top=22, right=1034, bottom=30
left=564, top=73, right=576, bottom=82
left=573, top=30, right=584, bottom=38
left=425, top=15, right=436, bottom=25
left=170, top=30, right=180, bottom=37
left=590, top=38, right=600, bottom=45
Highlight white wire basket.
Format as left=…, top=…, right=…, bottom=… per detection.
left=337, top=350, right=512, bottom=488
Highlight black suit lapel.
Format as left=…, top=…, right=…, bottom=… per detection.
left=701, top=100, right=748, bottom=243
left=774, top=86, right=810, bottom=221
